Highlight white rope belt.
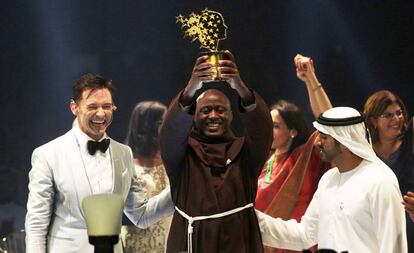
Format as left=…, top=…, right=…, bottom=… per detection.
left=175, top=203, right=254, bottom=253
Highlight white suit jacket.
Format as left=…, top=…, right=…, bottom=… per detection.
left=25, top=128, right=173, bottom=253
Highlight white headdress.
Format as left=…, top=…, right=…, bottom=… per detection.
left=313, top=107, right=381, bottom=164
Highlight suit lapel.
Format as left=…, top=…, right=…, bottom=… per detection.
left=64, top=129, right=93, bottom=217
left=110, top=139, right=124, bottom=195
left=65, top=132, right=126, bottom=217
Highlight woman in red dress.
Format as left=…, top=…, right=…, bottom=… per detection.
left=256, top=54, right=332, bottom=253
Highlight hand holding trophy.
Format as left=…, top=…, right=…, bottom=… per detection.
left=177, top=8, right=230, bottom=81
left=177, top=8, right=252, bottom=107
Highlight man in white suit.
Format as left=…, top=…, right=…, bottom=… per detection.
left=25, top=73, right=174, bottom=253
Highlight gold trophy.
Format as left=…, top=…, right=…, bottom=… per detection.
left=177, top=8, right=229, bottom=80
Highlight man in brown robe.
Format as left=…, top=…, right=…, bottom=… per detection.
left=160, top=51, right=273, bottom=253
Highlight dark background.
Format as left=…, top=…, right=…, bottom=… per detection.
left=0, top=0, right=413, bottom=235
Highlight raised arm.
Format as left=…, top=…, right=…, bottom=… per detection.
left=240, top=92, right=273, bottom=177
left=180, top=55, right=215, bottom=106
left=181, top=50, right=254, bottom=110
left=294, top=54, right=332, bottom=118
left=160, top=55, right=216, bottom=182
left=219, top=50, right=254, bottom=106
left=219, top=50, right=272, bottom=174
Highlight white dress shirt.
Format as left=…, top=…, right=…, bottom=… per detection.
left=73, top=125, right=113, bottom=194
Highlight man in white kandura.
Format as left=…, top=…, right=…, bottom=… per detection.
left=256, top=106, right=407, bottom=253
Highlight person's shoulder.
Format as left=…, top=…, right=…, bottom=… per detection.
left=362, top=161, right=403, bottom=198
left=109, top=138, right=129, bottom=150
left=322, top=167, right=337, bottom=177
left=362, top=160, right=399, bottom=186
left=318, top=167, right=339, bottom=185
left=34, top=129, right=73, bottom=153
left=108, top=138, right=133, bottom=158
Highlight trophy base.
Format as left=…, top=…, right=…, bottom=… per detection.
left=200, top=50, right=230, bottom=81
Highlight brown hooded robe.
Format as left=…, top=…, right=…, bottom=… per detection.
left=160, top=90, right=273, bottom=253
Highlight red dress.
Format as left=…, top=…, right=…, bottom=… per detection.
left=256, top=131, right=330, bottom=253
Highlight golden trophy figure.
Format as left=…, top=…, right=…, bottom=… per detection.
left=177, top=8, right=229, bottom=80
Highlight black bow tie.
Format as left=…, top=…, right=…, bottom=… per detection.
left=87, top=139, right=110, bottom=155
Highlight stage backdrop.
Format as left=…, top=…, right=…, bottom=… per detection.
left=0, top=0, right=413, bottom=235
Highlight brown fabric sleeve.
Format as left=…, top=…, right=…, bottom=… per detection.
left=239, top=90, right=273, bottom=178
left=159, top=91, right=193, bottom=184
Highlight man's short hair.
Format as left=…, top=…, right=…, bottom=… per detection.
left=72, top=73, right=115, bottom=103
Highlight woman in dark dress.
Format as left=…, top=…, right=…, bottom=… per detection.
left=364, top=90, right=414, bottom=252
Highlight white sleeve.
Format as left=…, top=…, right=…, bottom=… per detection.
left=25, top=148, right=55, bottom=253
left=255, top=190, right=320, bottom=250
left=123, top=173, right=174, bottom=229
left=371, top=175, right=407, bottom=253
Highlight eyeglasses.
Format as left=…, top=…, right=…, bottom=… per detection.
left=379, top=109, right=403, bottom=119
